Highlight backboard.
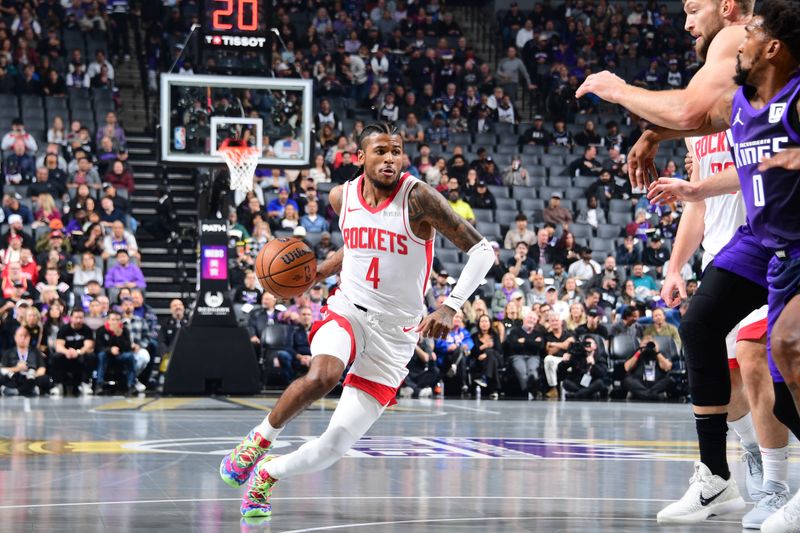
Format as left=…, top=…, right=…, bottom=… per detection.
left=159, top=73, right=313, bottom=167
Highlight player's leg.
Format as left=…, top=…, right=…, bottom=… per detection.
left=657, top=266, right=766, bottom=524
left=240, top=385, right=385, bottom=517
left=220, top=319, right=351, bottom=488
left=761, top=254, right=800, bottom=533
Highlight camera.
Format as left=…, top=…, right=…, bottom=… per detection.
left=567, top=341, right=588, bottom=359
left=639, top=341, right=657, bottom=361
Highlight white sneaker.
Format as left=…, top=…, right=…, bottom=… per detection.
left=79, top=382, right=93, bottom=396
left=418, top=387, right=433, bottom=398
left=656, top=462, right=746, bottom=524
left=49, top=385, right=62, bottom=397
left=134, top=382, right=147, bottom=393
left=761, top=487, right=800, bottom=533
left=742, top=480, right=789, bottom=529
left=743, top=448, right=766, bottom=502
left=399, top=386, right=413, bottom=399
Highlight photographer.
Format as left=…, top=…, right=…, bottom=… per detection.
left=623, top=336, right=673, bottom=401
left=557, top=337, right=607, bottom=400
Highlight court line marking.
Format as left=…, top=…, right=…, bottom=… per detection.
left=278, top=515, right=742, bottom=533
left=0, top=494, right=704, bottom=511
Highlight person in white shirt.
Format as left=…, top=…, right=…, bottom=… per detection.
left=369, top=48, right=389, bottom=86
left=567, top=248, right=600, bottom=282
left=87, top=51, right=115, bottom=81
left=516, top=19, right=535, bottom=49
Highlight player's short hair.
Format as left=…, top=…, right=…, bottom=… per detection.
left=358, top=122, right=400, bottom=150
left=735, top=0, right=755, bottom=16
left=757, top=0, right=800, bottom=61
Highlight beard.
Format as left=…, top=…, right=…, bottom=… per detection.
left=733, top=53, right=757, bottom=86
left=695, top=19, right=724, bottom=62
left=366, top=172, right=398, bottom=191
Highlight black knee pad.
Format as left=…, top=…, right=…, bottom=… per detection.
left=680, top=313, right=731, bottom=406
left=773, top=381, right=800, bottom=440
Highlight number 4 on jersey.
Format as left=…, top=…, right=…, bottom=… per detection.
left=366, top=257, right=381, bottom=289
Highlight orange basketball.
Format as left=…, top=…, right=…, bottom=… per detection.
left=255, top=238, right=317, bottom=299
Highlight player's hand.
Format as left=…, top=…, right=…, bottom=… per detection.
left=416, top=306, right=456, bottom=339
left=647, top=177, right=701, bottom=204
left=661, top=271, right=687, bottom=308
left=759, top=148, right=800, bottom=171
left=575, top=71, right=627, bottom=101
left=627, top=131, right=660, bottom=189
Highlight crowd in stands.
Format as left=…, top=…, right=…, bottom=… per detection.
left=135, top=0, right=694, bottom=401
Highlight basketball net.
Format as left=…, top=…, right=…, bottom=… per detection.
left=219, top=138, right=259, bottom=193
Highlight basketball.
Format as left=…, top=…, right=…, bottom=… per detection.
left=255, top=238, right=317, bottom=299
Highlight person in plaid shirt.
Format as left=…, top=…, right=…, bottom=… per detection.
left=120, top=296, right=150, bottom=393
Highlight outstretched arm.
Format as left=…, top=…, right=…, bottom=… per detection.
left=408, top=182, right=494, bottom=339
left=647, top=165, right=741, bottom=204
left=576, top=26, right=744, bottom=130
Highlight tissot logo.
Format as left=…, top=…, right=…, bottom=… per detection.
left=202, top=223, right=227, bottom=232
left=205, top=35, right=267, bottom=48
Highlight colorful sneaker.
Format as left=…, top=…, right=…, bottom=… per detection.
left=219, top=430, right=272, bottom=488
left=240, top=456, right=277, bottom=518
left=656, top=461, right=746, bottom=524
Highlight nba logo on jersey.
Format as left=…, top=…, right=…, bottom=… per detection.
left=769, top=103, right=787, bottom=123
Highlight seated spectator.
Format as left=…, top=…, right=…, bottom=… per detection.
left=35, top=267, right=73, bottom=308
left=18, top=249, right=38, bottom=285
left=557, top=337, right=608, bottom=400
left=424, top=158, right=447, bottom=186
left=4, top=140, right=36, bottom=190
left=616, top=235, right=642, bottom=270
left=468, top=180, right=496, bottom=210
left=446, top=187, right=475, bottom=225
left=643, top=234, right=669, bottom=277
left=233, top=270, right=263, bottom=306
left=504, top=214, right=536, bottom=250
left=313, top=232, right=336, bottom=262
left=629, top=262, right=659, bottom=298
left=3, top=198, right=32, bottom=228
left=586, top=170, right=622, bottom=210
left=0, top=326, right=52, bottom=396
left=435, top=311, right=473, bottom=394
left=575, top=308, right=610, bottom=340
left=587, top=255, right=626, bottom=292
left=32, top=194, right=62, bottom=230
left=96, top=137, right=118, bottom=175
left=158, top=299, right=188, bottom=360
left=623, top=336, right=673, bottom=401
left=398, top=113, right=425, bottom=144
left=75, top=222, right=105, bottom=256
left=104, top=249, right=146, bottom=291
left=88, top=50, right=114, bottom=81
left=447, top=106, right=469, bottom=133
left=552, top=119, right=573, bottom=147
left=643, top=308, right=682, bottom=350
left=120, top=296, right=151, bottom=393
left=573, top=120, right=602, bottom=147
left=503, top=311, right=546, bottom=397
left=502, top=155, right=530, bottom=186
left=1, top=233, right=23, bottom=264
left=626, top=208, right=652, bottom=242
left=400, top=339, right=441, bottom=399
left=610, top=306, right=644, bottom=340
left=51, top=308, right=95, bottom=395
left=518, top=114, right=551, bottom=147
left=94, top=310, right=135, bottom=394
left=69, top=157, right=102, bottom=192
left=308, top=154, right=331, bottom=183
left=102, top=220, right=139, bottom=261
left=98, top=196, right=126, bottom=228
left=567, top=248, right=600, bottom=282
left=247, top=291, right=282, bottom=342
left=527, top=271, right=548, bottom=306
left=1, top=118, right=38, bottom=154
left=568, top=145, right=604, bottom=177
left=272, top=306, right=313, bottom=384
left=479, top=158, right=502, bottom=186
left=469, top=104, right=493, bottom=133
left=506, top=241, right=537, bottom=279
left=554, top=230, right=581, bottom=267
left=562, top=283, right=585, bottom=310
left=543, top=312, right=575, bottom=398
left=43, top=69, right=67, bottom=97
left=280, top=204, right=300, bottom=230
left=300, top=200, right=329, bottom=233
left=18, top=65, right=43, bottom=95
left=47, top=116, right=67, bottom=146
left=377, top=92, right=399, bottom=123
left=73, top=252, right=103, bottom=292
left=576, top=195, right=607, bottom=228
left=29, top=166, right=66, bottom=200
left=542, top=192, right=573, bottom=228
left=266, top=187, right=298, bottom=223
left=426, top=113, right=450, bottom=148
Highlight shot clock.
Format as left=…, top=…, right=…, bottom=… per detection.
left=200, top=0, right=271, bottom=72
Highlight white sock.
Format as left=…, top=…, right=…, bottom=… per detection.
left=255, top=414, right=284, bottom=443
left=761, top=446, right=790, bottom=487
left=729, top=412, right=759, bottom=451
left=267, top=387, right=384, bottom=480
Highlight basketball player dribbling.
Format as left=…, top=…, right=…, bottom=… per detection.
left=628, top=2, right=800, bottom=529
left=219, top=122, right=494, bottom=518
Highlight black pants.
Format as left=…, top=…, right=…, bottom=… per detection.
left=50, top=352, right=97, bottom=386
left=110, top=13, right=131, bottom=56
left=405, top=365, right=440, bottom=397
left=472, top=349, right=503, bottom=393
left=624, top=375, right=673, bottom=401
left=563, top=377, right=606, bottom=399
left=1, top=372, right=52, bottom=395
left=773, top=381, right=800, bottom=440
left=681, top=266, right=768, bottom=406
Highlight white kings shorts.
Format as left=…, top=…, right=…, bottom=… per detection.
left=308, top=291, right=421, bottom=406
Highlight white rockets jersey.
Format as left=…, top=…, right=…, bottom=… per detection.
left=689, top=133, right=747, bottom=269
left=338, top=173, right=434, bottom=319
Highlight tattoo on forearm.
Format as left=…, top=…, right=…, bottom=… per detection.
left=409, top=183, right=483, bottom=252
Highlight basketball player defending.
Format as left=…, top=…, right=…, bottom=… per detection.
left=579, top=0, right=792, bottom=525
left=629, top=3, right=800, bottom=529
left=657, top=135, right=790, bottom=528
left=219, top=122, right=494, bottom=518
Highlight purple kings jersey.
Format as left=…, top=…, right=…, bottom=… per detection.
left=727, top=70, right=800, bottom=249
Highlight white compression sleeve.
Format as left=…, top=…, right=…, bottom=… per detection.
left=444, top=238, right=494, bottom=312
left=266, top=387, right=385, bottom=480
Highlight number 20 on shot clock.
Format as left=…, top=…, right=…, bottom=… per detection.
left=201, top=0, right=270, bottom=49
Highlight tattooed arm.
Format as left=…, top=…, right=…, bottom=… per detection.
left=408, top=182, right=494, bottom=339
